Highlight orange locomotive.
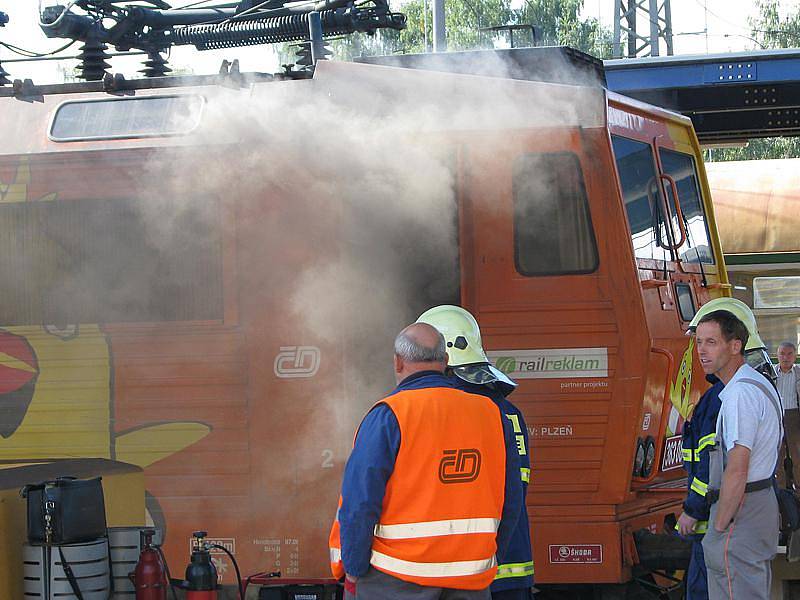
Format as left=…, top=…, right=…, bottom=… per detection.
left=0, top=53, right=729, bottom=595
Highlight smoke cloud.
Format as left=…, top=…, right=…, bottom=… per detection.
left=0, top=54, right=605, bottom=582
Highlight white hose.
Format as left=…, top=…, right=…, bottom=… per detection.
left=39, top=0, right=81, bottom=29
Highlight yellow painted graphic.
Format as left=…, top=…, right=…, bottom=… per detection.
left=670, top=337, right=695, bottom=422
left=0, top=158, right=57, bottom=203
left=0, top=158, right=209, bottom=464
left=0, top=326, right=210, bottom=466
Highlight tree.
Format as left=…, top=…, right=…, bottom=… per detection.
left=751, top=0, right=800, bottom=50
left=706, top=0, right=800, bottom=162
left=326, top=0, right=612, bottom=60
left=515, top=0, right=612, bottom=58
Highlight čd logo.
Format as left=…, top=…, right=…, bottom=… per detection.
left=439, top=449, right=482, bottom=483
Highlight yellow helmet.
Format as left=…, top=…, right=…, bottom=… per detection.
left=687, top=297, right=765, bottom=351
left=416, top=305, right=517, bottom=392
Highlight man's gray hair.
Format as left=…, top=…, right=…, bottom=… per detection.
left=394, top=330, right=447, bottom=363
left=779, top=340, right=798, bottom=352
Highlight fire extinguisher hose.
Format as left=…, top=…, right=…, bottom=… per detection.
left=155, top=545, right=179, bottom=600
left=211, top=543, right=244, bottom=600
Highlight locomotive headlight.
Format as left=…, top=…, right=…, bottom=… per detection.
left=642, top=436, right=656, bottom=478
left=633, top=437, right=645, bottom=477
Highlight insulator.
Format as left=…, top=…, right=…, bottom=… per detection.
left=294, top=43, right=312, bottom=67
left=76, top=39, right=111, bottom=81
left=139, top=49, right=172, bottom=78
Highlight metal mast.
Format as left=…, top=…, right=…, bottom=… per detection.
left=613, top=0, right=673, bottom=58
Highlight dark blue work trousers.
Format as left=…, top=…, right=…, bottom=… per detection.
left=686, top=534, right=708, bottom=600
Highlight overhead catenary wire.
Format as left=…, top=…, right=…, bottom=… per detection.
left=2, top=50, right=146, bottom=63
left=0, top=39, right=76, bottom=58
left=690, top=0, right=751, bottom=32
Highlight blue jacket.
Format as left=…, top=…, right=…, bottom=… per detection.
left=338, top=371, right=523, bottom=578
left=681, top=375, right=723, bottom=534
left=452, top=378, right=534, bottom=592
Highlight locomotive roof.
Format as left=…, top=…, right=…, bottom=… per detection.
left=0, top=60, right=610, bottom=157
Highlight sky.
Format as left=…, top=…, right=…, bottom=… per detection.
left=581, top=0, right=797, bottom=56
left=1, top=0, right=800, bottom=83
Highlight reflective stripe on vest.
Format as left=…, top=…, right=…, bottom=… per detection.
left=371, top=550, right=497, bottom=578
left=375, top=518, right=500, bottom=540
left=520, top=467, right=530, bottom=483
left=690, top=477, right=708, bottom=497
left=330, top=548, right=341, bottom=563
left=495, top=561, right=534, bottom=580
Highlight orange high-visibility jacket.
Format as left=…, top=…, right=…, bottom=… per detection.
left=330, top=380, right=507, bottom=590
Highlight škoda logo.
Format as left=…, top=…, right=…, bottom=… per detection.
left=439, top=449, right=481, bottom=483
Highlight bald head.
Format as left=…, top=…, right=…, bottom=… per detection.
left=393, top=323, right=448, bottom=383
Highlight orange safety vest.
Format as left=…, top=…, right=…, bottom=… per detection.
left=329, top=497, right=344, bottom=579
left=329, top=385, right=506, bottom=590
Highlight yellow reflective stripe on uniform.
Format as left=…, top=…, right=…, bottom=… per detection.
left=697, top=433, right=716, bottom=454
left=374, top=518, right=500, bottom=540
left=694, top=520, right=708, bottom=534
left=330, top=548, right=341, bottom=562
left=494, top=561, right=534, bottom=580
left=682, top=448, right=695, bottom=462
left=690, top=477, right=708, bottom=496
left=673, top=520, right=708, bottom=534
left=371, top=550, right=497, bottom=578
left=520, top=467, right=530, bottom=483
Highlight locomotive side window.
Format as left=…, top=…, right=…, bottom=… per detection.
left=0, top=197, right=222, bottom=325
left=675, top=283, right=697, bottom=322
left=50, top=95, right=204, bottom=141
left=512, top=152, right=598, bottom=276
left=658, top=149, right=715, bottom=264
left=611, top=135, right=672, bottom=264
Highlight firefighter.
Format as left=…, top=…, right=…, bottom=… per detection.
left=417, top=305, right=534, bottom=600
left=682, top=298, right=779, bottom=600
left=329, top=322, right=522, bottom=600
left=676, top=370, right=722, bottom=600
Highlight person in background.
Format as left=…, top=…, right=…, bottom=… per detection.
left=777, top=341, right=800, bottom=411
left=416, top=305, right=534, bottom=600
left=777, top=341, right=800, bottom=479
left=329, top=322, right=521, bottom=600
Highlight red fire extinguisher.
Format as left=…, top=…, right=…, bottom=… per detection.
left=183, top=531, right=219, bottom=600
left=129, top=529, right=168, bottom=600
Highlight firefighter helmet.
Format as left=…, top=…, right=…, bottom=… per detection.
left=416, top=305, right=517, bottom=393
left=687, top=297, right=765, bottom=351
left=688, top=297, right=776, bottom=385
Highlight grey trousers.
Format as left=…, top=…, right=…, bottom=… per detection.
left=353, top=567, right=491, bottom=600
left=701, top=488, right=779, bottom=600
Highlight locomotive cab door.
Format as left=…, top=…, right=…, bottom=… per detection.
left=610, top=114, right=725, bottom=482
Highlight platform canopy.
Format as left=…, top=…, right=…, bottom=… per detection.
left=605, top=49, right=800, bottom=143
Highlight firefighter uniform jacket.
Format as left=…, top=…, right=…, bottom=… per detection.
left=452, top=378, right=534, bottom=593
left=329, top=371, right=522, bottom=590
left=681, top=375, right=723, bottom=532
